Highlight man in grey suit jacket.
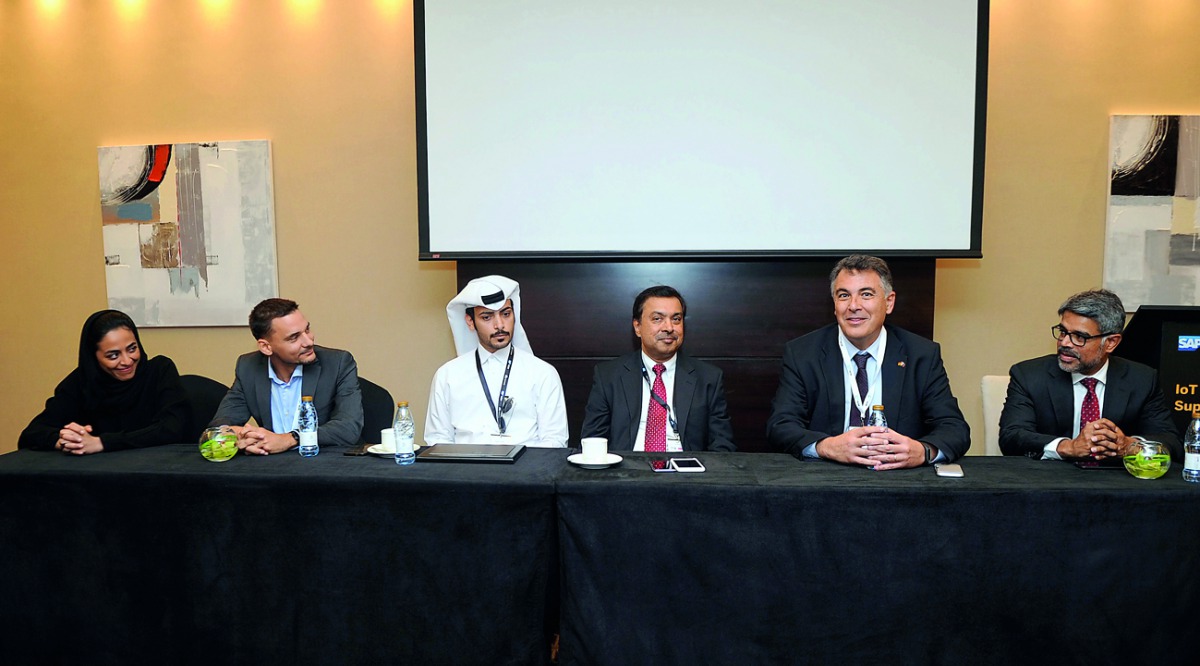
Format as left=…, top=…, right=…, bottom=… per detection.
left=582, top=286, right=735, bottom=452
left=767, top=255, right=969, bottom=468
left=209, top=298, right=363, bottom=454
left=999, top=289, right=1180, bottom=462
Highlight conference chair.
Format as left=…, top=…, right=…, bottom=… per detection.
left=180, top=374, right=230, bottom=443
left=980, top=375, right=1010, bottom=456
left=358, top=376, right=396, bottom=445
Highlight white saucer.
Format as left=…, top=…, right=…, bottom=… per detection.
left=368, top=443, right=415, bottom=456
left=567, top=452, right=623, bottom=469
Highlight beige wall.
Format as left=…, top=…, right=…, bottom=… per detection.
left=3, top=1, right=1199, bottom=454
left=0, top=0, right=454, bottom=453
left=939, top=0, right=1200, bottom=453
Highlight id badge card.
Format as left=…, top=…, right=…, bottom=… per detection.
left=666, top=431, right=682, bottom=452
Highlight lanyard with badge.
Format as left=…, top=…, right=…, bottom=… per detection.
left=640, top=364, right=681, bottom=442
left=837, top=330, right=886, bottom=429
left=475, top=348, right=515, bottom=436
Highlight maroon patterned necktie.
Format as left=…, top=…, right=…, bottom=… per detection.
left=645, top=363, right=667, bottom=452
left=1080, top=377, right=1100, bottom=433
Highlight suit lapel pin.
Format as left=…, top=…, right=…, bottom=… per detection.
left=898, top=361, right=906, bottom=367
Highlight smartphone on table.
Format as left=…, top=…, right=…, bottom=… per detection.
left=649, top=458, right=675, bottom=472
left=670, top=457, right=705, bottom=473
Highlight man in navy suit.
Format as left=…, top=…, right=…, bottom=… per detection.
left=767, top=255, right=969, bottom=468
left=999, top=289, right=1180, bottom=462
left=581, top=286, right=735, bottom=452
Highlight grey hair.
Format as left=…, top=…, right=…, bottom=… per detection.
left=1058, top=289, right=1125, bottom=335
left=829, top=255, right=894, bottom=296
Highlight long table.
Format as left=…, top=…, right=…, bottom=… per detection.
left=556, top=453, right=1200, bottom=665
left=3, top=447, right=1198, bottom=665
left=0, top=445, right=560, bottom=665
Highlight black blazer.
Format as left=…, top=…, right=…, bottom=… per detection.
left=766, top=324, right=970, bottom=461
left=581, top=351, right=735, bottom=452
left=999, top=354, right=1181, bottom=461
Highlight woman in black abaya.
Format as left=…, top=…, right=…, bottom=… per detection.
left=19, top=310, right=187, bottom=454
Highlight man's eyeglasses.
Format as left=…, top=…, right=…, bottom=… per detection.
left=1051, top=324, right=1114, bottom=346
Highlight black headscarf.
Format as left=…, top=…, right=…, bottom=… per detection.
left=78, top=309, right=151, bottom=411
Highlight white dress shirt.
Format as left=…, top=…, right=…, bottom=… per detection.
left=634, top=352, right=682, bottom=452
left=424, top=343, right=569, bottom=447
left=1042, top=360, right=1110, bottom=460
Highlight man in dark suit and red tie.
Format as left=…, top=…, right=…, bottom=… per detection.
left=767, top=255, right=970, bottom=469
left=581, top=285, right=735, bottom=452
left=999, top=289, right=1181, bottom=462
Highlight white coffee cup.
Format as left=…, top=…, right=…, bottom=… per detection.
left=580, top=437, right=608, bottom=462
left=380, top=427, right=397, bottom=452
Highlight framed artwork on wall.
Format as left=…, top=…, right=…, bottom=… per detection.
left=97, top=140, right=278, bottom=327
left=1106, top=115, right=1200, bottom=310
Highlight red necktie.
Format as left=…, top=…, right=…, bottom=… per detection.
left=1080, top=377, right=1100, bottom=433
left=645, top=363, right=667, bottom=452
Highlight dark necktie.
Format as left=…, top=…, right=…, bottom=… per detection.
left=848, top=352, right=871, bottom=427
left=645, top=363, right=668, bottom=452
left=1080, top=377, right=1100, bottom=433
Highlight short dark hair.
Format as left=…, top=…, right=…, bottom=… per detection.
left=829, top=255, right=894, bottom=295
left=633, top=286, right=687, bottom=321
left=249, top=298, right=299, bottom=340
left=1059, top=289, right=1125, bottom=335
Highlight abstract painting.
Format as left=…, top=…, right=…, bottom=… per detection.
left=98, top=140, right=278, bottom=326
left=1105, top=115, right=1200, bottom=310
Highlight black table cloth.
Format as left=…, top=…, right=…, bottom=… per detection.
left=0, top=444, right=560, bottom=665
left=556, top=453, right=1200, bottom=665
left=5, top=445, right=1198, bottom=665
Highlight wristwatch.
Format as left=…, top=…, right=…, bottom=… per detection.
left=289, top=431, right=301, bottom=446
left=922, top=442, right=936, bottom=465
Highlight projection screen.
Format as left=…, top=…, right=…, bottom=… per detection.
left=416, top=0, right=988, bottom=259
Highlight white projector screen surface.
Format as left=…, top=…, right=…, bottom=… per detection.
left=416, top=0, right=986, bottom=258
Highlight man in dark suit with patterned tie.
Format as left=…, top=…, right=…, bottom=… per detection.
left=767, top=255, right=969, bottom=468
left=581, top=286, right=735, bottom=452
left=999, top=289, right=1180, bottom=462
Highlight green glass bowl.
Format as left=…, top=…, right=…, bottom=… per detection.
left=199, top=426, right=238, bottom=463
left=1123, top=440, right=1170, bottom=479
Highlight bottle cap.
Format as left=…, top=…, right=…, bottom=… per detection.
left=398, top=401, right=409, bottom=407
left=302, top=395, right=313, bottom=401
left=872, top=405, right=884, bottom=410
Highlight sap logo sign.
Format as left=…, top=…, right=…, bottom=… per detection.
left=1179, top=336, right=1200, bottom=351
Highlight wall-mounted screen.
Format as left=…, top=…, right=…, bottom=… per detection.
left=416, top=0, right=988, bottom=259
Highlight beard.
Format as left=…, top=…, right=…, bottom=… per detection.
left=1057, top=346, right=1101, bottom=374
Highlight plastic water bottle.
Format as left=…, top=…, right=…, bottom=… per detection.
left=393, top=401, right=416, bottom=466
left=297, top=395, right=319, bottom=457
left=1184, top=410, right=1200, bottom=483
left=866, top=405, right=888, bottom=472
left=868, top=405, right=888, bottom=430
